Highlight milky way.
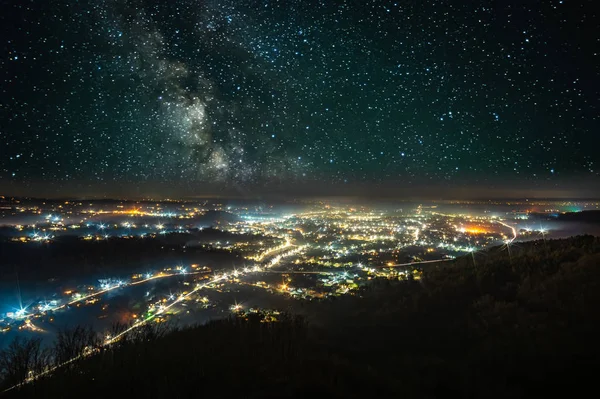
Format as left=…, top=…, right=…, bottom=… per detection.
left=1, top=0, right=599, bottom=194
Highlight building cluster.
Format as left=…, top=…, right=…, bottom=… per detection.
left=2, top=198, right=585, bottom=338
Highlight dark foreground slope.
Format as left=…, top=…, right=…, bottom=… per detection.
left=3, top=236, right=600, bottom=398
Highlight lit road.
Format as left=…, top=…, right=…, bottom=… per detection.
left=15, top=269, right=211, bottom=320
left=496, top=220, right=518, bottom=242
left=12, top=239, right=298, bottom=324
left=258, top=270, right=334, bottom=275
left=254, top=239, right=293, bottom=262
left=107, top=245, right=306, bottom=343
left=2, top=243, right=306, bottom=393
left=379, top=259, right=453, bottom=268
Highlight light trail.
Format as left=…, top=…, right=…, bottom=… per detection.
left=105, top=276, right=227, bottom=344
left=28, top=270, right=211, bottom=317
left=1, top=269, right=215, bottom=394
left=496, top=220, right=517, bottom=242
left=377, top=259, right=453, bottom=268
left=258, top=270, right=334, bottom=275
left=2, top=244, right=306, bottom=393
left=254, top=239, right=293, bottom=262
left=12, top=238, right=294, bottom=323
left=103, top=245, right=305, bottom=344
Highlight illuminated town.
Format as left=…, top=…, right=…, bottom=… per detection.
left=1, top=196, right=598, bottom=341
left=1, top=0, right=598, bottom=394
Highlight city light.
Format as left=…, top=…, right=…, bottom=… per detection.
left=3, top=199, right=585, bottom=370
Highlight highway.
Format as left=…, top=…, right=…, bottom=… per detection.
left=379, top=258, right=453, bottom=268
left=13, top=269, right=211, bottom=321
left=1, top=243, right=307, bottom=393
left=496, top=220, right=518, bottom=242
left=258, top=270, right=334, bottom=275
left=1, top=243, right=458, bottom=392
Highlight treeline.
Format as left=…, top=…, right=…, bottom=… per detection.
left=313, top=235, right=600, bottom=397
left=0, top=323, right=173, bottom=393
left=2, top=235, right=600, bottom=397
left=1, top=316, right=356, bottom=398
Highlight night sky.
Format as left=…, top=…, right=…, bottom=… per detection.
left=1, top=0, right=599, bottom=198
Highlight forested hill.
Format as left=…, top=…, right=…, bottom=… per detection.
left=314, top=235, right=600, bottom=397
left=4, top=236, right=600, bottom=398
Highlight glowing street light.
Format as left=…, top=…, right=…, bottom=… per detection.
left=503, top=239, right=513, bottom=261
left=468, top=246, right=477, bottom=267
left=230, top=302, right=242, bottom=312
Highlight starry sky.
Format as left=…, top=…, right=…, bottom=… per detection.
left=1, top=0, right=599, bottom=198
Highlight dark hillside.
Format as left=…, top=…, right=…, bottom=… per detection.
left=3, top=236, right=600, bottom=398
left=314, top=235, right=600, bottom=397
